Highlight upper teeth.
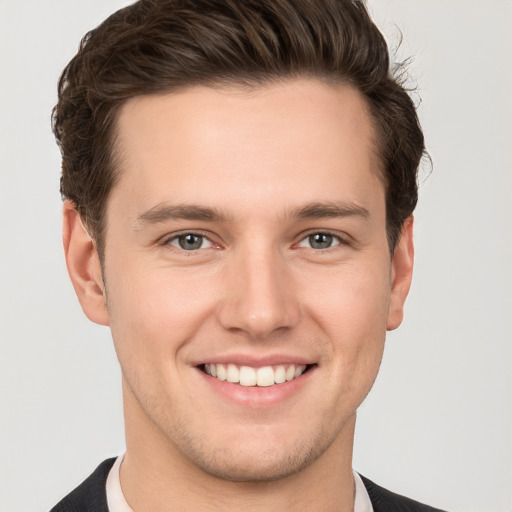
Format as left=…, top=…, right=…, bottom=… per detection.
left=204, top=363, right=307, bottom=387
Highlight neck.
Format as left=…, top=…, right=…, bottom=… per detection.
left=120, top=380, right=356, bottom=512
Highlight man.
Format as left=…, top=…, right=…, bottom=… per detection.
left=50, top=0, right=445, bottom=510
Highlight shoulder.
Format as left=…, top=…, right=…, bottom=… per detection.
left=360, top=474, right=448, bottom=512
left=49, top=458, right=116, bottom=512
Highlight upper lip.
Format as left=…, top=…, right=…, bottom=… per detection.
left=191, top=354, right=315, bottom=367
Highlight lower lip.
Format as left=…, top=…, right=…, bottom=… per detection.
left=196, top=367, right=315, bottom=408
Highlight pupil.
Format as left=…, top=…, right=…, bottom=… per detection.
left=179, top=234, right=202, bottom=250
left=310, top=233, right=332, bottom=249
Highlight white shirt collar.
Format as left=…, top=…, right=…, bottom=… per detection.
left=106, top=455, right=134, bottom=512
left=353, top=471, right=374, bottom=512
left=106, top=455, right=373, bottom=512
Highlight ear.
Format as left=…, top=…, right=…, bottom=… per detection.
left=387, top=216, right=414, bottom=331
left=62, top=200, right=109, bottom=326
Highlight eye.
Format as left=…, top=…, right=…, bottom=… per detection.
left=168, top=233, right=213, bottom=251
left=298, top=232, right=341, bottom=250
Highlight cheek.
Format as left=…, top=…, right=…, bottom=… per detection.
left=302, top=262, right=390, bottom=380
left=104, top=264, right=218, bottom=366
left=306, top=262, right=391, bottom=333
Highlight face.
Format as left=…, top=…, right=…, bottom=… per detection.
left=66, top=79, right=413, bottom=482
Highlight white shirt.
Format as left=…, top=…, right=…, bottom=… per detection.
left=106, top=455, right=374, bottom=512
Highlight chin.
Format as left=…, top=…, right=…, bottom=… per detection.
left=191, top=446, right=317, bottom=482
left=176, top=425, right=335, bottom=483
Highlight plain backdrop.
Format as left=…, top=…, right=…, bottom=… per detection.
left=1, top=1, right=511, bottom=511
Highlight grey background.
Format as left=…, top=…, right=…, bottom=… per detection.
left=1, top=1, right=511, bottom=511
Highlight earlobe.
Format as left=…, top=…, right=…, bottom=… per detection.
left=386, top=216, right=415, bottom=331
left=62, top=200, right=110, bottom=326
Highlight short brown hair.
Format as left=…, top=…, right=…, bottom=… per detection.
left=52, top=0, right=425, bottom=258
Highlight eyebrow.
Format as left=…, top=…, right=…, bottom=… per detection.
left=134, top=200, right=369, bottom=229
left=293, top=201, right=370, bottom=220
left=135, top=204, right=230, bottom=228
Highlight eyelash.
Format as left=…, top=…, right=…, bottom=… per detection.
left=296, top=231, right=346, bottom=251
left=161, top=230, right=348, bottom=253
left=163, top=231, right=216, bottom=252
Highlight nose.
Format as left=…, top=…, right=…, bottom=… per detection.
left=216, top=246, right=301, bottom=339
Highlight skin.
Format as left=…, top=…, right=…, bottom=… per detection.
left=63, top=79, right=414, bottom=512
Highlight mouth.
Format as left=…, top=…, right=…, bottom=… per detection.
left=200, top=363, right=314, bottom=387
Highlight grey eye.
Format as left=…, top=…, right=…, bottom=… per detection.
left=297, top=232, right=342, bottom=250
left=171, top=233, right=211, bottom=251
left=308, top=233, right=334, bottom=249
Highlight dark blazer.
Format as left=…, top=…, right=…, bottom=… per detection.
left=50, top=458, right=447, bottom=512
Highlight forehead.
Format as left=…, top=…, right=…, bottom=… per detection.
left=111, top=79, right=383, bottom=220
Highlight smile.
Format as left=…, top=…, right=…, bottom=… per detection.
left=203, top=363, right=309, bottom=387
